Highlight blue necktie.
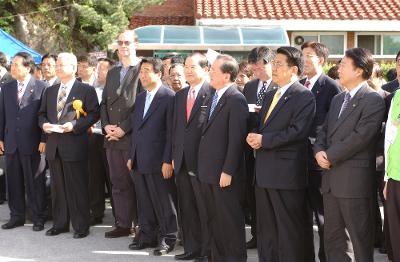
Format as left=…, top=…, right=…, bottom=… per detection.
left=209, top=92, right=218, bottom=120
left=143, top=92, right=152, bottom=118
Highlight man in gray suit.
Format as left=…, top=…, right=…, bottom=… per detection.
left=314, top=48, right=386, bottom=262
left=100, top=30, right=142, bottom=238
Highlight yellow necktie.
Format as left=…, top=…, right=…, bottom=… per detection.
left=264, top=89, right=281, bottom=123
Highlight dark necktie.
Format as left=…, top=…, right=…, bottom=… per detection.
left=338, top=92, right=351, bottom=118
left=304, top=80, right=311, bottom=89
left=256, top=81, right=268, bottom=106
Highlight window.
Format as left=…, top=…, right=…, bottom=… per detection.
left=291, top=33, right=345, bottom=56
left=356, top=33, right=400, bottom=56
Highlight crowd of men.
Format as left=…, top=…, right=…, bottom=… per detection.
left=0, top=28, right=399, bottom=262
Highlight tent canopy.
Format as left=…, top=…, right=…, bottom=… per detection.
left=0, top=28, right=42, bottom=64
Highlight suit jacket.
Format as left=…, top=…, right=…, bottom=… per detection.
left=255, top=81, right=316, bottom=190
left=0, top=72, right=13, bottom=86
left=130, top=85, right=174, bottom=174
left=314, top=84, right=386, bottom=198
left=382, top=79, right=399, bottom=93
left=197, top=85, right=249, bottom=185
left=172, top=81, right=212, bottom=175
left=38, top=80, right=100, bottom=161
left=100, top=64, right=143, bottom=150
left=0, top=77, right=46, bottom=154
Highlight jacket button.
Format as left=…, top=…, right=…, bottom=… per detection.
left=110, top=107, right=112, bottom=111
left=118, top=109, right=121, bottom=112
left=16, top=128, right=20, bottom=132
left=16, top=117, right=20, bottom=120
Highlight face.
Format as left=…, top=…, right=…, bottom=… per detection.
left=117, top=31, right=137, bottom=59
left=235, top=71, right=250, bottom=89
left=271, top=53, right=296, bottom=87
left=96, top=61, right=110, bottom=86
left=78, top=61, right=96, bottom=80
left=252, top=59, right=272, bottom=81
left=139, top=62, right=161, bottom=90
left=184, top=56, right=207, bottom=86
left=55, top=57, right=76, bottom=81
left=302, top=47, right=322, bottom=77
left=169, top=65, right=186, bottom=92
left=41, top=57, right=56, bottom=80
left=10, top=56, right=30, bottom=81
left=338, top=56, right=363, bottom=89
left=34, top=67, right=43, bottom=80
left=162, top=58, right=172, bottom=84
left=396, top=57, right=400, bottom=79
left=209, top=59, right=230, bottom=90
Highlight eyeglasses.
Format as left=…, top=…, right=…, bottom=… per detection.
left=271, top=61, right=288, bottom=68
left=117, top=40, right=133, bottom=46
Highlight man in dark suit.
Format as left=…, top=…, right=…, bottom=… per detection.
left=100, top=30, right=142, bottom=238
left=314, top=48, right=385, bottom=261
left=0, top=51, right=12, bottom=204
left=382, top=50, right=400, bottom=93
left=127, top=57, right=177, bottom=256
left=197, top=54, right=249, bottom=262
left=247, top=46, right=316, bottom=262
left=242, top=46, right=278, bottom=248
left=39, top=52, right=99, bottom=239
left=0, top=52, right=47, bottom=231
left=300, top=41, right=341, bottom=262
left=172, top=53, right=211, bottom=261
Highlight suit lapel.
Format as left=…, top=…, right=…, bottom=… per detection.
left=329, top=84, right=367, bottom=135
left=187, top=83, right=208, bottom=125
left=202, top=86, right=231, bottom=133
left=140, top=86, right=163, bottom=127
left=312, top=75, right=324, bottom=97
left=108, top=67, right=123, bottom=105
left=19, top=77, right=35, bottom=109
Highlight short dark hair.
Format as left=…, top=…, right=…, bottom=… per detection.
left=41, top=53, right=57, bottom=63
left=216, top=54, right=239, bottom=82
left=344, top=48, right=374, bottom=80
left=276, top=46, right=304, bottom=76
left=301, top=41, right=329, bottom=63
left=169, top=63, right=184, bottom=74
left=386, top=68, right=397, bottom=82
left=97, top=57, right=115, bottom=66
left=247, top=46, right=275, bottom=64
left=0, top=52, right=8, bottom=67
left=396, top=50, right=400, bottom=62
left=372, top=62, right=384, bottom=78
left=238, top=61, right=253, bottom=78
left=14, top=52, right=35, bottom=72
left=162, top=54, right=184, bottom=64
left=141, top=57, right=163, bottom=74
left=77, top=55, right=98, bottom=67
left=327, top=64, right=339, bottom=80
left=186, top=52, right=208, bottom=68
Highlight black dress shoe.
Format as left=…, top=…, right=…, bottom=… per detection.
left=32, top=223, right=44, bottom=231
left=45, top=227, right=69, bottom=236
left=1, top=220, right=24, bottom=229
left=129, top=241, right=158, bottom=250
left=73, top=231, right=89, bottom=239
left=90, top=217, right=103, bottom=226
left=246, top=237, right=257, bottom=249
left=0, top=199, right=4, bottom=205
left=153, top=244, right=174, bottom=256
left=104, top=227, right=131, bottom=238
left=175, top=251, right=200, bottom=260
left=194, top=256, right=209, bottom=262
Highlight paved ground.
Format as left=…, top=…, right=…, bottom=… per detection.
left=0, top=203, right=389, bottom=261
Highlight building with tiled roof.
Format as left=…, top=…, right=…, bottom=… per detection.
left=130, top=0, right=400, bottom=58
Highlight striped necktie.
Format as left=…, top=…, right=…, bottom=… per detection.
left=208, top=92, right=218, bottom=120
left=57, top=84, right=67, bottom=119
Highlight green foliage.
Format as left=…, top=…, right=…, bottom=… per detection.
left=0, top=0, right=17, bottom=33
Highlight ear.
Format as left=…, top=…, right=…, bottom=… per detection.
left=318, top=56, right=325, bottom=66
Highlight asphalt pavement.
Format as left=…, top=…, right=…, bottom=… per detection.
left=0, top=202, right=389, bottom=262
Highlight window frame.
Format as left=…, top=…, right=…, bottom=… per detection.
left=355, top=32, right=400, bottom=58
left=291, top=32, right=347, bottom=58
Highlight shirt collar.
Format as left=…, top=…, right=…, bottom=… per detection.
left=189, top=79, right=205, bottom=98
left=215, top=84, right=231, bottom=98
left=48, top=76, right=58, bottom=86
left=348, top=81, right=366, bottom=98
left=61, top=78, right=76, bottom=90
left=18, top=75, right=31, bottom=88
left=306, top=71, right=323, bottom=89
left=0, top=67, right=7, bottom=79
left=278, top=79, right=297, bottom=98
left=147, top=82, right=162, bottom=97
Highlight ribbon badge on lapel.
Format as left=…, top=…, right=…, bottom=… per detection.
left=72, top=100, right=87, bottom=119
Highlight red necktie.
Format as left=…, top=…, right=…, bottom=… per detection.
left=304, top=80, right=311, bottom=89
left=186, top=88, right=195, bottom=122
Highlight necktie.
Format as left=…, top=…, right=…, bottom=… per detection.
left=208, top=92, right=218, bottom=120
left=304, top=80, right=311, bottom=89
left=57, top=84, right=67, bottom=119
left=17, top=82, right=24, bottom=104
left=264, top=89, right=282, bottom=123
left=143, top=92, right=152, bottom=118
left=186, top=88, right=196, bottom=122
left=338, top=92, right=351, bottom=118
left=256, top=81, right=268, bottom=106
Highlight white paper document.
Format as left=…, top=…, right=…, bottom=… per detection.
left=48, top=124, right=64, bottom=133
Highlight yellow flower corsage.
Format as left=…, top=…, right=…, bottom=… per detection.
left=72, top=100, right=87, bottom=119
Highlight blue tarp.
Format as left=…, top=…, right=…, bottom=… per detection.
left=0, top=28, right=42, bottom=64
